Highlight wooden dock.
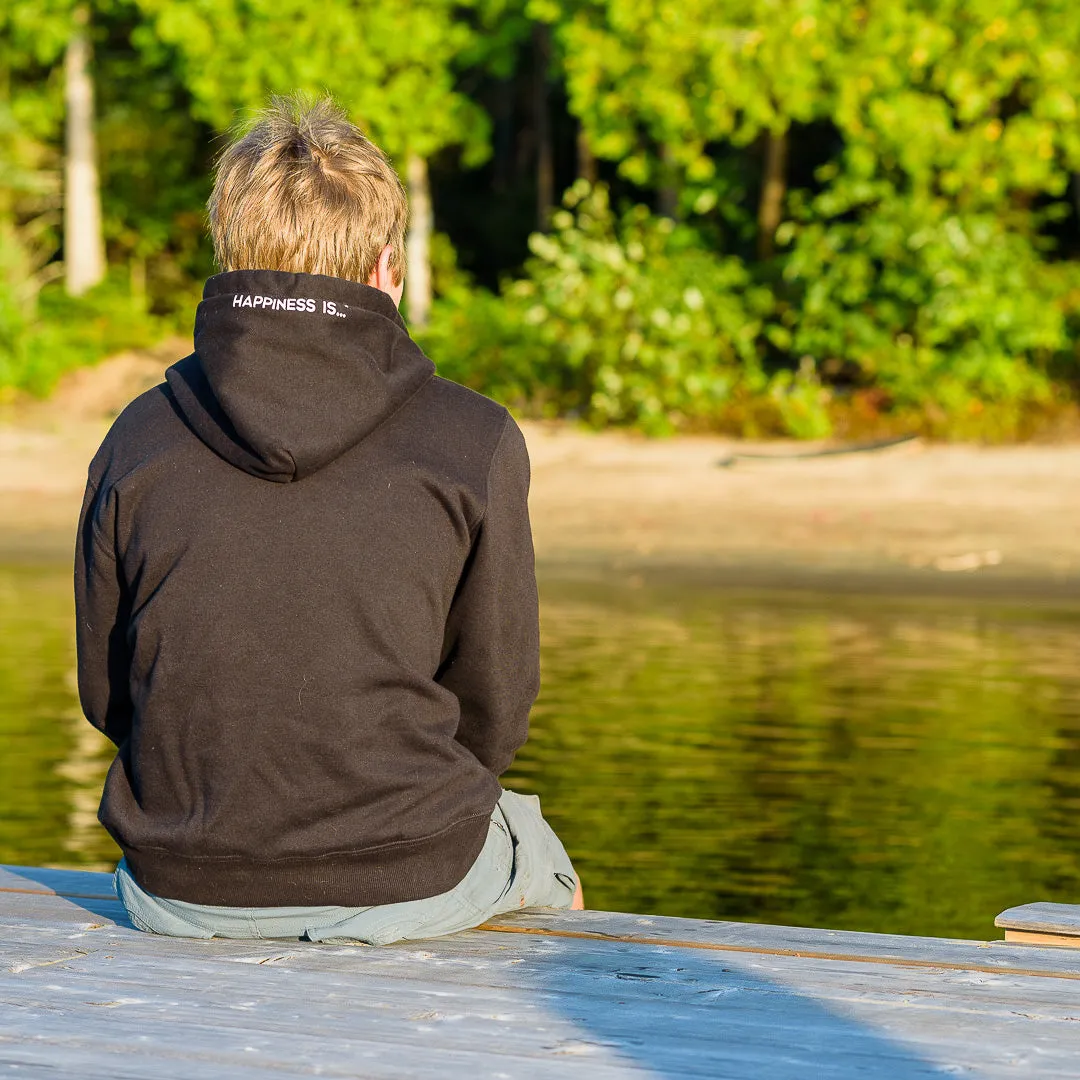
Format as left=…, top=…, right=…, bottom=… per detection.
left=3, top=864, right=1080, bottom=1078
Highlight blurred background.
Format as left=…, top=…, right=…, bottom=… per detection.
left=3, top=0, right=1080, bottom=941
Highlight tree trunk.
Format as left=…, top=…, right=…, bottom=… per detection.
left=64, top=6, right=105, bottom=297
left=577, top=127, right=598, bottom=185
left=757, top=129, right=788, bottom=262
left=657, top=144, right=678, bottom=219
left=405, top=152, right=432, bottom=330
left=492, top=78, right=514, bottom=193
left=130, top=254, right=147, bottom=310
left=533, top=24, right=554, bottom=229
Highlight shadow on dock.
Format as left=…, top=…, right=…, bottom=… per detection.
left=501, top=934, right=947, bottom=1078
left=13, top=864, right=134, bottom=927
left=5, top=863, right=988, bottom=1077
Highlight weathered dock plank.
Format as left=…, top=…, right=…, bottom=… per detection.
left=3, top=865, right=1080, bottom=1079
left=996, top=902, right=1080, bottom=948
left=484, top=908, right=1080, bottom=977
left=10, top=866, right=1080, bottom=976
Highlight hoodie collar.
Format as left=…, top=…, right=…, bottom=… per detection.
left=166, top=270, right=434, bottom=483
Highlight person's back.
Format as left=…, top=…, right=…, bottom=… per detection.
left=76, top=95, right=580, bottom=942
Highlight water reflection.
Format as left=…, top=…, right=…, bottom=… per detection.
left=3, top=562, right=1080, bottom=939
left=0, top=563, right=117, bottom=869
left=511, top=578, right=1080, bottom=939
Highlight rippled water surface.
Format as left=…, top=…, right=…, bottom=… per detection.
left=4, top=560, right=1080, bottom=940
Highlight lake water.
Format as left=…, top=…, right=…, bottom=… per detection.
left=4, top=559, right=1080, bottom=941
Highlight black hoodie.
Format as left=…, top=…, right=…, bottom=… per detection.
left=74, top=270, right=540, bottom=907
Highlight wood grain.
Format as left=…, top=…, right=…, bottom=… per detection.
left=996, top=902, right=1080, bottom=939
left=5, top=864, right=1080, bottom=1079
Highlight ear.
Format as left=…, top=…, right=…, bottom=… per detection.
left=366, top=244, right=404, bottom=308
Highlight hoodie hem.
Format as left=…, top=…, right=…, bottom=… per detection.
left=121, top=812, right=493, bottom=907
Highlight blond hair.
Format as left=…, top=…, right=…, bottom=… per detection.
left=209, top=95, right=407, bottom=286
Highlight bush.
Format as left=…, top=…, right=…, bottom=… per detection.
left=423, top=182, right=775, bottom=434
left=0, top=274, right=168, bottom=399
left=778, top=173, right=1080, bottom=438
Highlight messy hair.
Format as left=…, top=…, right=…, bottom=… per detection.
left=208, top=94, right=407, bottom=285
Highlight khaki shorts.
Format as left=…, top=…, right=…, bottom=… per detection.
left=114, top=789, right=577, bottom=946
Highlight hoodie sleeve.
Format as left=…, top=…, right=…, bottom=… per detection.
left=74, top=476, right=134, bottom=748
left=437, top=415, right=540, bottom=776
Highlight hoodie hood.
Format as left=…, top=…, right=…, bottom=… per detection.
left=166, top=270, right=435, bottom=483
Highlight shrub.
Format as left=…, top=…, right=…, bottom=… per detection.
left=423, top=182, right=775, bottom=434
left=778, top=173, right=1079, bottom=438
left=0, top=274, right=167, bottom=399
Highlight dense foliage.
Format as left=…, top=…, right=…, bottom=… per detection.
left=427, top=182, right=781, bottom=434
left=4, top=0, right=1080, bottom=437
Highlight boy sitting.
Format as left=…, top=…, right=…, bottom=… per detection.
left=75, top=95, right=581, bottom=944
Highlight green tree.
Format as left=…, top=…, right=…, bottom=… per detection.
left=0, top=0, right=203, bottom=393
left=776, top=1, right=1080, bottom=429
left=1, top=0, right=107, bottom=297
left=131, top=0, right=492, bottom=326
left=1, top=0, right=73, bottom=329
left=508, top=0, right=1080, bottom=435
left=541, top=0, right=840, bottom=241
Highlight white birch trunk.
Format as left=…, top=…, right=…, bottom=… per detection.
left=405, top=152, right=432, bottom=330
left=64, top=6, right=105, bottom=297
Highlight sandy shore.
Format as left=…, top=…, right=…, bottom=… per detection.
left=4, top=344, right=1080, bottom=597
left=526, top=425, right=1080, bottom=596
